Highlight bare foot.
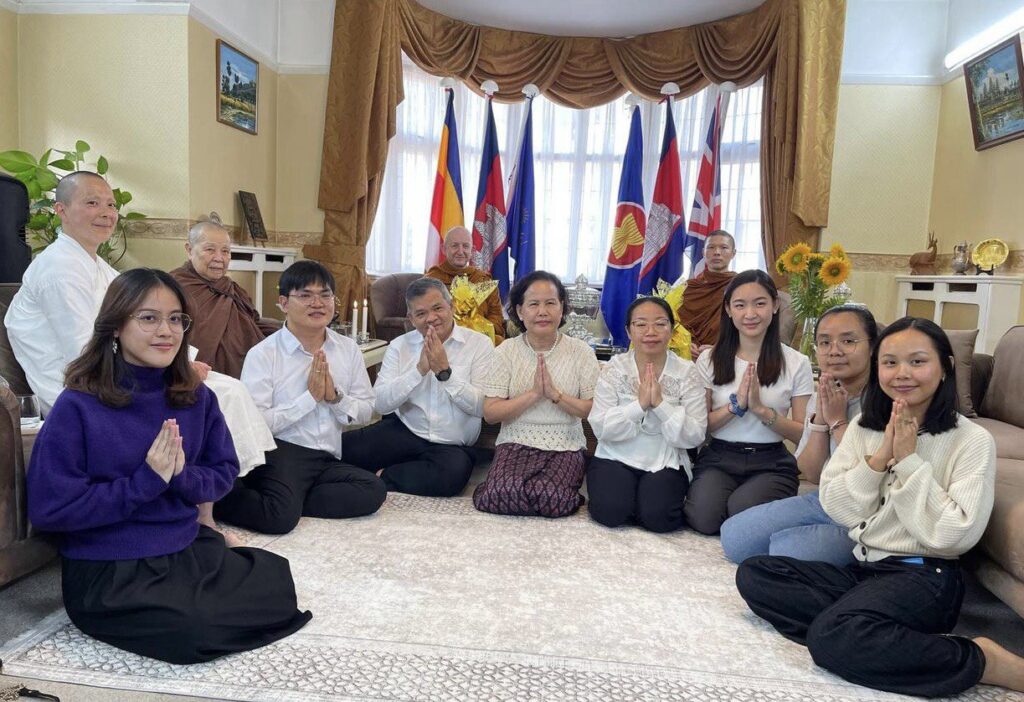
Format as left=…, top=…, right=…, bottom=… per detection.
left=197, top=502, right=243, bottom=548
left=220, top=529, right=245, bottom=548
left=976, top=636, right=1024, bottom=691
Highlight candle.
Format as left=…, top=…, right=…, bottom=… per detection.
left=351, top=301, right=359, bottom=339
left=361, top=298, right=369, bottom=337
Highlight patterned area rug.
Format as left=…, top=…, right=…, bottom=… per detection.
left=2, top=494, right=1020, bottom=702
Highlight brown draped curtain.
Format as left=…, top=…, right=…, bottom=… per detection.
left=313, top=0, right=845, bottom=306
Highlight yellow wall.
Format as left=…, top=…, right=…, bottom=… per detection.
left=0, top=7, right=17, bottom=151
left=929, top=74, right=1024, bottom=254
left=188, top=18, right=278, bottom=230
left=276, top=73, right=327, bottom=233
left=17, top=14, right=190, bottom=219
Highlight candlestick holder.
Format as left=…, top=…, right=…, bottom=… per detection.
left=357, top=331, right=370, bottom=345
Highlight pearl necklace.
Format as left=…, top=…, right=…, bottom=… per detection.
left=523, top=332, right=561, bottom=356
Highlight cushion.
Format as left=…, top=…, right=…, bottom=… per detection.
left=945, top=329, right=979, bottom=418
left=978, top=456, right=1024, bottom=585
left=0, top=302, right=32, bottom=396
left=972, top=417, right=1024, bottom=461
left=979, top=326, right=1024, bottom=428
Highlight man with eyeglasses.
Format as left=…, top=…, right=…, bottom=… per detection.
left=343, top=277, right=494, bottom=497
left=170, top=218, right=279, bottom=378
left=425, top=226, right=506, bottom=344
left=215, top=260, right=386, bottom=534
left=677, top=229, right=738, bottom=358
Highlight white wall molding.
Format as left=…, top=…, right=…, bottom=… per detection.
left=14, top=1, right=189, bottom=15
left=841, top=73, right=945, bottom=86
left=278, top=63, right=329, bottom=75
left=0, top=0, right=21, bottom=12
left=187, top=3, right=279, bottom=72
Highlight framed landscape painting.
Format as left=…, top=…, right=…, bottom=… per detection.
left=964, top=35, right=1024, bottom=151
left=217, top=39, right=258, bottom=135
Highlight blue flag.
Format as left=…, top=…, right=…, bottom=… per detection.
left=504, top=97, right=536, bottom=300
left=600, top=106, right=646, bottom=348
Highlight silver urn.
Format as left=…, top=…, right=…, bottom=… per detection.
left=564, top=274, right=601, bottom=341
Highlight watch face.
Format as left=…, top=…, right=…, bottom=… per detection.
left=436, top=368, right=452, bottom=381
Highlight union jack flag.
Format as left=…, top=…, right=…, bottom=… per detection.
left=682, top=91, right=728, bottom=277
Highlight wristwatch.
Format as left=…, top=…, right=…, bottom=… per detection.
left=326, top=387, right=343, bottom=404
left=435, top=367, right=452, bottom=381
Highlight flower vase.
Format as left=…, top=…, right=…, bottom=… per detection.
left=799, top=316, right=818, bottom=367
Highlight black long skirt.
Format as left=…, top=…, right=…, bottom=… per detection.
left=61, top=526, right=312, bottom=664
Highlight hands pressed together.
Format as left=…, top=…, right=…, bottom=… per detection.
left=816, top=372, right=849, bottom=428
left=868, top=398, right=918, bottom=472
left=417, top=326, right=450, bottom=376
left=147, top=419, right=186, bottom=483
left=637, top=362, right=663, bottom=411
left=306, top=349, right=338, bottom=403
left=735, top=363, right=765, bottom=413
left=530, top=354, right=563, bottom=405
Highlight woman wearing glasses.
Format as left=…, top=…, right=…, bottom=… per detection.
left=27, top=268, right=311, bottom=663
left=721, top=304, right=877, bottom=565
left=683, top=270, right=814, bottom=535
left=587, top=297, right=707, bottom=532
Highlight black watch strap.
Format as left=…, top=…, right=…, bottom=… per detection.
left=435, top=367, right=452, bottom=381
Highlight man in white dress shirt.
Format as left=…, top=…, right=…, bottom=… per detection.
left=344, top=277, right=494, bottom=497
left=214, top=260, right=386, bottom=534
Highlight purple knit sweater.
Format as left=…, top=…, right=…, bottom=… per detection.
left=27, top=364, right=239, bottom=560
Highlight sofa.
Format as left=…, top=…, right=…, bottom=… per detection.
left=966, top=325, right=1024, bottom=619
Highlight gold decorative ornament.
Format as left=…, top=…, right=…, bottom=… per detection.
left=649, top=279, right=692, bottom=360
left=972, top=238, right=1009, bottom=273
left=449, top=275, right=500, bottom=343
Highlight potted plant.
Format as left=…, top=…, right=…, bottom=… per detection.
left=776, top=242, right=853, bottom=363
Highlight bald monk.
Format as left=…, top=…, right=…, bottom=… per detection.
left=171, top=221, right=278, bottom=378
left=425, top=226, right=506, bottom=344
left=678, top=230, right=737, bottom=357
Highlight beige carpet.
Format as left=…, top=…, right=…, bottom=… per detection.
left=1, top=493, right=1020, bottom=702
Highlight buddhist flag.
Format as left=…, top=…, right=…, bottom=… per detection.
left=683, top=91, right=728, bottom=277
left=638, top=99, right=686, bottom=294
left=600, top=105, right=646, bottom=348
left=504, top=94, right=536, bottom=300
left=471, top=97, right=508, bottom=287
left=426, top=87, right=464, bottom=270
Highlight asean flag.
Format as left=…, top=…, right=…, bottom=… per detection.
left=599, top=105, right=645, bottom=348
left=638, top=99, right=686, bottom=294
left=471, top=97, right=508, bottom=282
left=425, top=88, right=464, bottom=270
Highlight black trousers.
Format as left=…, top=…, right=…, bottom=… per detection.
left=586, top=457, right=690, bottom=533
left=343, top=414, right=475, bottom=497
left=683, top=439, right=798, bottom=535
left=736, top=555, right=985, bottom=698
left=214, top=440, right=386, bottom=534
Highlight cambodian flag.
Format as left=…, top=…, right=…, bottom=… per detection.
left=683, top=92, right=726, bottom=277
left=471, top=97, right=508, bottom=286
left=504, top=95, right=536, bottom=300
left=638, top=99, right=686, bottom=294
left=600, top=105, right=645, bottom=348
left=425, top=88, right=464, bottom=270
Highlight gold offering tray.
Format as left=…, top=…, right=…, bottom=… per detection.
left=973, top=238, right=1009, bottom=270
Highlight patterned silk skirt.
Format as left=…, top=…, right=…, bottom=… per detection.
left=472, top=442, right=586, bottom=518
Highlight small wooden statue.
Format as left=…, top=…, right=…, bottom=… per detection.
left=909, top=232, right=938, bottom=275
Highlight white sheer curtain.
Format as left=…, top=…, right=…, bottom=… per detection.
left=367, top=58, right=764, bottom=281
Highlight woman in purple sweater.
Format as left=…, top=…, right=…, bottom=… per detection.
left=27, top=268, right=311, bottom=664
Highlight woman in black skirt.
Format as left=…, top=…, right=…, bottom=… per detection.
left=27, top=268, right=311, bottom=664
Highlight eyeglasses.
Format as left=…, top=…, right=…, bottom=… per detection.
left=130, top=312, right=192, bottom=333
left=630, top=320, right=673, bottom=332
left=289, top=290, right=336, bottom=306
left=815, top=338, right=861, bottom=352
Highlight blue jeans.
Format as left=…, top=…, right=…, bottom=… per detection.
left=720, top=491, right=855, bottom=567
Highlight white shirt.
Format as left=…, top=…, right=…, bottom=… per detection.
left=5, top=232, right=118, bottom=414
left=793, top=391, right=862, bottom=459
left=374, top=325, right=493, bottom=446
left=590, top=351, right=707, bottom=477
left=695, top=344, right=814, bottom=443
left=241, top=324, right=374, bottom=459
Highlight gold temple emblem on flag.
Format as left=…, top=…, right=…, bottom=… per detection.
left=450, top=275, right=500, bottom=343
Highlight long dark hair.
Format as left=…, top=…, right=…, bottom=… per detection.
left=65, top=268, right=199, bottom=408
left=507, top=270, right=568, bottom=329
left=858, top=317, right=958, bottom=434
left=710, top=269, right=782, bottom=386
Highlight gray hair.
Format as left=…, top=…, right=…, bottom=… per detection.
left=188, top=220, right=229, bottom=247
left=405, top=277, right=452, bottom=311
left=55, top=171, right=106, bottom=205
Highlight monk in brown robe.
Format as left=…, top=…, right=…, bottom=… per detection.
left=170, top=221, right=278, bottom=377
left=425, top=226, right=506, bottom=344
left=678, top=230, right=737, bottom=357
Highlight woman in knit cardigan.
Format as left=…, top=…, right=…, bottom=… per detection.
left=735, top=317, right=1024, bottom=697
left=27, top=268, right=311, bottom=664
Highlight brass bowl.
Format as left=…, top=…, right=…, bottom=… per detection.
left=973, top=238, right=1009, bottom=270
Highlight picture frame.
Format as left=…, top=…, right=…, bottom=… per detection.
left=217, top=39, right=259, bottom=135
left=238, top=191, right=268, bottom=242
left=964, top=35, right=1024, bottom=151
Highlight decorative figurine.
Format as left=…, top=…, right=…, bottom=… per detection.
left=951, top=241, right=973, bottom=275
left=564, top=274, right=601, bottom=342
left=909, top=232, right=938, bottom=275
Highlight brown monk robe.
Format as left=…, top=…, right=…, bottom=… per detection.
left=677, top=269, right=737, bottom=348
left=171, top=261, right=278, bottom=377
left=425, top=259, right=506, bottom=344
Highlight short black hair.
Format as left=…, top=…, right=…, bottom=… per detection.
left=859, top=316, right=959, bottom=434
left=279, top=260, right=336, bottom=297
left=815, top=303, right=879, bottom=348
left=507, top=270, right=568, bottom=329
left=624, top=296, right=675, bottom=333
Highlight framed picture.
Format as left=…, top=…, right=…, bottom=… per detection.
left=217, top=39, right=258, bottom=135
left=964, top=35, right=1024, bottom=151
left=238, top=191, right=268, bottom=241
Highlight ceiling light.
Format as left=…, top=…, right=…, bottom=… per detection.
left=944, top=8, right=1024, bottom=70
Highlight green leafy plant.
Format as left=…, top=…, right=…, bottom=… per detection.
left=0, top=140, right=145, bottom=265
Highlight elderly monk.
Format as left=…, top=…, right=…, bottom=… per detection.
left=171, top=221, right=278, bottom=378
left=678, top=229, right=738, bottom=357
left=425, top=226, right=506, bottom=344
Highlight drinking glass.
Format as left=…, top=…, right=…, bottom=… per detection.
left=18, top=395, right=41, bottom=428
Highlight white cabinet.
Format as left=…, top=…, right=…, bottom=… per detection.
left=229, top=244, right=298, bottom=317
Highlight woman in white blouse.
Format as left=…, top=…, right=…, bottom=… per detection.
left=472, top=271, right=600, bottom=518
left=683, top=269, right=813, bottom=535
left=587, top=297, right=707, bottom=532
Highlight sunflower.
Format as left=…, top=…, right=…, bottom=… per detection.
left=780, top=242, right=812, bottom=273
left=819, top=256, right=852, bottom=287
left=829, top=242, right=847, bottom=260
left=774, top=257, right=788, bottom=276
